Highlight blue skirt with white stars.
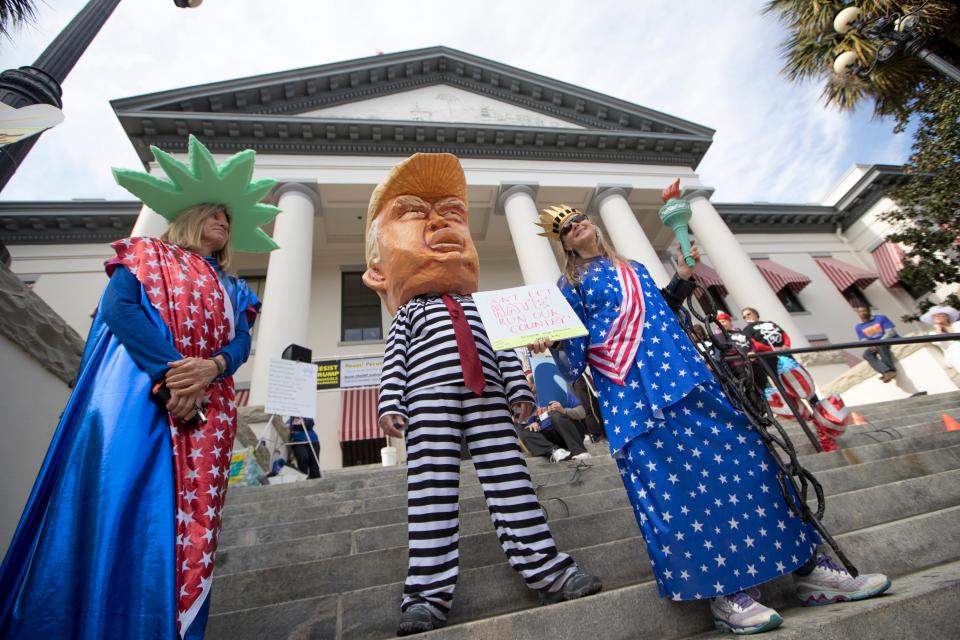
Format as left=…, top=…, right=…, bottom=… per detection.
left=615, top=380, right=820, bottom=601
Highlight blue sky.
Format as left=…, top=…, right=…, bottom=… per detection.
left=0, top=0, right=913, bottom=204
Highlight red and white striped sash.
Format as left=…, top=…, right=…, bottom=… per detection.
left=587, top=261, right=645, bottom=385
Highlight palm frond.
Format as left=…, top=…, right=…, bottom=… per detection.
left=764, top=0, right=960, bottom=117
left=0, top=0, right=38, bottom=39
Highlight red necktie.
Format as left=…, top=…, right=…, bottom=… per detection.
left=441, top=294, right=486, bottom=396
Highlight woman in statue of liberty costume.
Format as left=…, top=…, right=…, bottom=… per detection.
left=0, top=136, right=278, bottom=639
left=529, top=206, right=890, bottom=634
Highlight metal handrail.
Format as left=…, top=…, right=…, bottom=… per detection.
left=729, top=333, right=959, bottom=360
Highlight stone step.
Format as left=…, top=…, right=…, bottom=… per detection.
left=848, top=390, right=960, bottom=416
left=210, top=455, right=960, bottom=613
left=217, top=436, right=960, bottom=549
left=214, top=466, right=960, bottom=577
left=227, top=405, right=960, bottom=509
left=690, top=559, right=960, bottom=640
left=799, top=429, right=960, bottom=472
left=411, top=506, right=960, bottom=640
left=221, top=425, right=960, bottom=523
left=226, top=393, right=960, bottom=505
left=784, top=405, right=959, bottom=438
left=222, top=456, right=612, bottom=520
left=782, top=419, right=946, bottom=456
left=206, top=505, right=960, bottom=640
left=226, top=392, right=960, bottom=495
left=847, top=409, right=955, bottom=432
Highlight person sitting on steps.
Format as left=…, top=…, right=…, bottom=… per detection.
left=853, top=306, right=899, bottom=383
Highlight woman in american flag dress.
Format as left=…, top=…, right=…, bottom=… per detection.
left=530, top=206, right=889, bottom=634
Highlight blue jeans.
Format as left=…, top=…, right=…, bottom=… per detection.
left=863, top=344, right=896, bottom=373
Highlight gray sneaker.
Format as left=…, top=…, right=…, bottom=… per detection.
left=397, top=603, right=443, bottom=636
left=794, top=554, right=892, bottom=606
left=711, top=589, right=783, bottom=635
left=539, top=570, right=603, bottom=604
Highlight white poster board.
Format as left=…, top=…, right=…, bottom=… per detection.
left=472, top=284, right=588, bottom=351
left=340, top=356, right=383, bottom=389
left=264, top=358, right=318, bottom=419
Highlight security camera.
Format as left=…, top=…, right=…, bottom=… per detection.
left=173, top=0, right=203, bottom=7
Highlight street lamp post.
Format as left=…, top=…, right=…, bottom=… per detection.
left=0, top=0, right=201, bottom=193
left=832, top=4, right=960, bottom=83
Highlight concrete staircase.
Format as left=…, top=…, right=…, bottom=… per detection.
left=207, top=391, right=960, bottom=639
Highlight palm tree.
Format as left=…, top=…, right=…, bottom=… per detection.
left=764, top=1, right=960, bottom=121
left=0, top=0, right=37, bottom=39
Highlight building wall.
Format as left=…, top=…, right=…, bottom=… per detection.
left=8, top=243, right=112, bottom=336
left=732, top=232, right=919, bottom=345
left=0, top=335, right=72, bottom=553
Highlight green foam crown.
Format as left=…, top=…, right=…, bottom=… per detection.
left=113, top=134, right=280, bottom=252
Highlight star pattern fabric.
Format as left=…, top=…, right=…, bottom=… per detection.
left=111, top=238, right=237, bottom=637
left=557, top=257, right=820, bottom=600
left=558, top=258, right=710, bottom=455
left=617, top=381, right=819, bottom=600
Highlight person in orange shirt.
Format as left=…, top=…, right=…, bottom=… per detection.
left=853, top=306, right=898, bottom=382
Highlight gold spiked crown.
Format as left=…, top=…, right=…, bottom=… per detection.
left=536, top=204, right=583, bottom=240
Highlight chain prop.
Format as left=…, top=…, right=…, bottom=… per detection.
left=676, top=283, right=859, bottom=577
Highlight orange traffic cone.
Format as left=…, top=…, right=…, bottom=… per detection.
left=944, top=414, right=960, bottom=432
left=850, top=411, right=867, bottom=426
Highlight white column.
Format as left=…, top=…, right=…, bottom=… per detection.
left=687, top=191, right=809, bottom=347
left=130, top=204, right=169, bottom=239
left=594, top=187, right=671, bottom=287
left=498, top=184, right=562, bottom=285
left=248, top=183, right=318, bottom=406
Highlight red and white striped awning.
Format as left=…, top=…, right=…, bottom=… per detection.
left=871, top=242, right=906, bottom=287
left=235, top=388, right=250, bottom=407
left=813, top=256, right=879, bottom=291
left=340, top=387, right=380, bottom=442
left=693, top=263, right=728, bottom=297
left=751, top=259, right=811, bottom=294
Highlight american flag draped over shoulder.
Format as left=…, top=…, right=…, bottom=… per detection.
left=110, top=237, right=237, bottom=638
left=587, top=261, right=646, bottom=385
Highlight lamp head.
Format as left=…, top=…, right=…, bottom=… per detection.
left=833, top=6, right=862, bottom=34
left=833, top=50, right=860, bottom=75
left=895, top=14, right=920, bottom=33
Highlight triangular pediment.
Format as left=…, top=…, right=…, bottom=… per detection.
left=296, top=84, right=584, bottom=129
left=112, top=47, right=714, bottom=168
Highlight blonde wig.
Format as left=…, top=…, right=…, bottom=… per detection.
left=162, top=203, right=233, bottom=270
left=559, top=223, right=626, bottom=288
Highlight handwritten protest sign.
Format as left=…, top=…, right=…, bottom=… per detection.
left=264, top=358, right=318, bottom=418
left=473, top=284, right=587, bottom=351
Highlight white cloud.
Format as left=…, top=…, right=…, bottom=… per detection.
left=0, top=0, right=910, bottom=204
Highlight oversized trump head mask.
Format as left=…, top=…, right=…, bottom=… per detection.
left=362, top=153, right=480, bottom=314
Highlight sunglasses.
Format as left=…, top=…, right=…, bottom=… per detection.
left=560, top=214, right=588, bottom=238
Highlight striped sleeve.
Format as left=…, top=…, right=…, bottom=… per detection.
left=378, top=303, right=410, bottom=420
left=496, top=348, right=535, bottom=407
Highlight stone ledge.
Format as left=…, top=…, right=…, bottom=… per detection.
left=822, top=331, right=945, bottom=395
left=0, top=262, right=83, bottom=385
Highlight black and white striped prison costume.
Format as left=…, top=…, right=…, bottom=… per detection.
left=379, top=293, right=578, bottom=620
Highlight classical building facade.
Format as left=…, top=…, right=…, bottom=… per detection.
left=0, top=47, right=928, bottom=471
